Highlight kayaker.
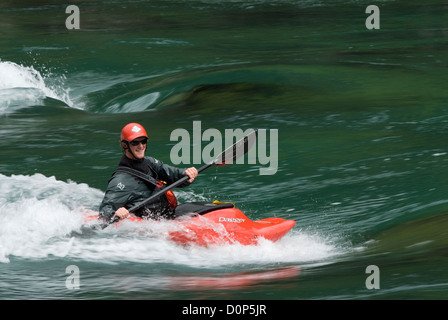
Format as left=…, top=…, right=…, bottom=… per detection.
left=99, top=122, right=198, bottom=221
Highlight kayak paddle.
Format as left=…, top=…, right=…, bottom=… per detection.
left=101, top=129, right=258, bottom=228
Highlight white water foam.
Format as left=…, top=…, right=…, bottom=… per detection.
left=0, top=173, right=344, bottom=266
left=0, top=60, right=73, bottom=113
left=0, top=173, right=100, bottom=263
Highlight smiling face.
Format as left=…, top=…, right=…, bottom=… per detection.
left=122, top=137, right=147, bottom=160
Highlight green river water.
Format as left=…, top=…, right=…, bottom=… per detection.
left=0, top=0, right=447, bottom=301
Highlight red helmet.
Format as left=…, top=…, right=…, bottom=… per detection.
left=120, top=123, right=148, bottom=142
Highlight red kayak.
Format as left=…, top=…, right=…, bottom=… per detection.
left=85, top=202, right=295, bottom=246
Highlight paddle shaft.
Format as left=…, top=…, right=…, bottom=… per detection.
left=128, top=161, right=213, bottom=213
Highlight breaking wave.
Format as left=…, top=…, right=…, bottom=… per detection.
left=0, top=60, right=73, bottom=114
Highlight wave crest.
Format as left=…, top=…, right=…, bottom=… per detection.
left=0, top=60, right=73, bottom=114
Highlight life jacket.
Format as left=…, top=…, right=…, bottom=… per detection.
left=114, top=166, right=178, bottom=216
left=156, top=180, right=178, bottom=209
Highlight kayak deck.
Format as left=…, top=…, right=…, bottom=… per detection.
left=85, top=203, right=295, bottom=246
left=169, top=208, right=296, bottom=246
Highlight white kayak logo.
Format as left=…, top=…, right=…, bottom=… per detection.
left=219, top=217, right=245, bottom=223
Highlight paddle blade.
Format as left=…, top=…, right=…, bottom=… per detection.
left=215, top=129, right=258, bottom=165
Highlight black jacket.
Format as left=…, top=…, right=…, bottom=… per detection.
left=98, top=155, right=190, bottom=220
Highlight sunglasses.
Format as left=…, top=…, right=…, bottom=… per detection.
left=129, top=138, right=148, bottom=146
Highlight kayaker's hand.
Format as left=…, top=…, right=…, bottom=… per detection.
left=185, top=167, right=198, bottom=183
left=114, top=207, right=130, bottom=220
